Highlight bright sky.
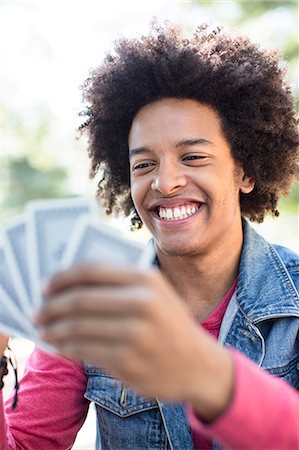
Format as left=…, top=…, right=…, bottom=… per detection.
left=2, top=1, right=208, bottom=122
left=1, top=0, right=295, bottom=126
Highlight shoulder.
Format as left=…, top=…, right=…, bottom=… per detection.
left=274, top=244, right=299, bottom=269
left=239, top=222, right=299, bottom=315
left=272, top=244, right=299, bottom=289
left=241, top=219, right=299, bottom=292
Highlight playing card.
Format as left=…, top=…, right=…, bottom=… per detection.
left=27, top=197, right=97, bottom=309
left=61, top=216, right=148, bottom=268
left=1, top=196, right=154, bottom=348
left=2, top=217, right=33, bottom=315
left=0, top=243, right=36, bottom=339
left=0, top=245, right=30, bottom=318
left=0, top=286, right=37, bottom=340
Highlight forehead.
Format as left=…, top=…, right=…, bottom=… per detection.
left=128, top=98, right=224, bottom=149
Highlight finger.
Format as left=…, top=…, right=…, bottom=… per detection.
left=43, top=263, right=152, bottom=296
left=55, top=338, right=127, bottom=371
left=39, top=316, right=142, bottom=345
left=56, top=340, right=155, bottom=389
left=36, top=286, right=151, bottom=324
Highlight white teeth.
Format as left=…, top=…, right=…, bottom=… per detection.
left=166, top=208, right=173, bottom=219
left=173, top=207, right=181, bottom=218
left=158, top=204, right=200, bottom=221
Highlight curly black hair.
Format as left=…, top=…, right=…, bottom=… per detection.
left=79, top=21, right=298, bottom=229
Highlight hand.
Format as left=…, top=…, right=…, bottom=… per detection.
left=0, top=335, right=9, bottom=357
left=36, top=263, right=233, bottom=420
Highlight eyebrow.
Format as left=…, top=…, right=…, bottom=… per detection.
left=129, top=138, right=212, bottom=158
left=176, top=138, right=212, bottom=148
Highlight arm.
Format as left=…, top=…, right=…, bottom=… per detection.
left=36, top=263, right=299, bottom=449
left=187, top=350, right=299, bottom=450
left=1, top=347, right=89, bottom=450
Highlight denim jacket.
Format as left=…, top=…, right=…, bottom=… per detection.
left=84, top=219, right=299, bottom=450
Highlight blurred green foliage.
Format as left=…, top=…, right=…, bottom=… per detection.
left=193, top=0, right=298, bottom=108
left=279, top=182, right=299, bottom=214
left=198, top=0, right=297, bottom=16
left=2, top=105, right=71, bottom=221
left=4, top=156, right=69, bottom=214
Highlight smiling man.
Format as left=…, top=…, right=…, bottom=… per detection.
left=128, top=99, right=254, bottom=324
left=129, top=100, right=254, bottom=252
left=1, top=22, right=299, bottom=450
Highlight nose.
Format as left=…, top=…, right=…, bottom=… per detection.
left=151, top=163, right=187, bottom=195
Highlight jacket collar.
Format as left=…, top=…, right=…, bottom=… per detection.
left=151, top=218, right=299, bottom=322
left=236, top=219, right=299, bottom=323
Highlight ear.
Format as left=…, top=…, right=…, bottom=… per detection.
left=240, top=171, right=255, bottom=194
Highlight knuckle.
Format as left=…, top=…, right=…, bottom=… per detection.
left=69, top=291, right=85, bottom=311
left=142, top=300, right=155, bottom=318
left=132, top=291, right=153, bottom=317
left=125, top=319, right=149, bottom=350
left=65, top=319, right=79, bottom=335
left=126, top=322, right=141, bottom=345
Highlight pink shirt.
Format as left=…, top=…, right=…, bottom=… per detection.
left=187, top=279, right=299, bottom=449
left=188, top=279, right=238, bottom=449
left=1, top=289, right=299, bottom=449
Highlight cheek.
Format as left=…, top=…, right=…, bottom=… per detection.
left=130, top=178, right=145, bottom=213
left=214, top=181, right=241, bottom=211
left=130, top=177, right=154, bottom=226
left=130, top=183, right=138, bottom=209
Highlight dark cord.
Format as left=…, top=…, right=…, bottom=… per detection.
left=0, top=355, right=8, bottom=389
left=0, top=347, right=19, bottom=409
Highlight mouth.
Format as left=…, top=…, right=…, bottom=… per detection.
left=151, top=201, right=204, bottom=222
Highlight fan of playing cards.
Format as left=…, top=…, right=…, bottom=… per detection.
left=0, top=197, right=154, bottom=349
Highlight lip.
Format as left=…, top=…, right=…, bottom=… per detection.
left=150, top=202, right=205, bottom=227
left=148, top=197, right=205, bottom=210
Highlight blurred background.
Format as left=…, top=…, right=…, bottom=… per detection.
left=1, top=1, right=298, bottom=448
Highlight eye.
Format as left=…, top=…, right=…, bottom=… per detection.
left=131, top=161, right=156, bottom=172
left=182, top=154, right=206, bottom=161
left=181, top=154, right=208, bottom=165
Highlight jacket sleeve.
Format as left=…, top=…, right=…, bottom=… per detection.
left=186, top=349, right=299, bottom=450
left=0, top=347, right=89, bottom=450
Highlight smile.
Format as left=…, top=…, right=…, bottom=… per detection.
left=158, top=204, right=199, bottom=221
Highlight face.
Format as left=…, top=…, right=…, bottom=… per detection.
left=128, top=98, right=254, bottom=257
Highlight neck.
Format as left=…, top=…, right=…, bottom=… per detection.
left=155, top=224, right=243, bottom=322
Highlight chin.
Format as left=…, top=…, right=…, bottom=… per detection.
left=156, top=240, right=202, bottom=258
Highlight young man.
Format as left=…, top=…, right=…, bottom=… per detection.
left=1, top=22, right=298, bottom=449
